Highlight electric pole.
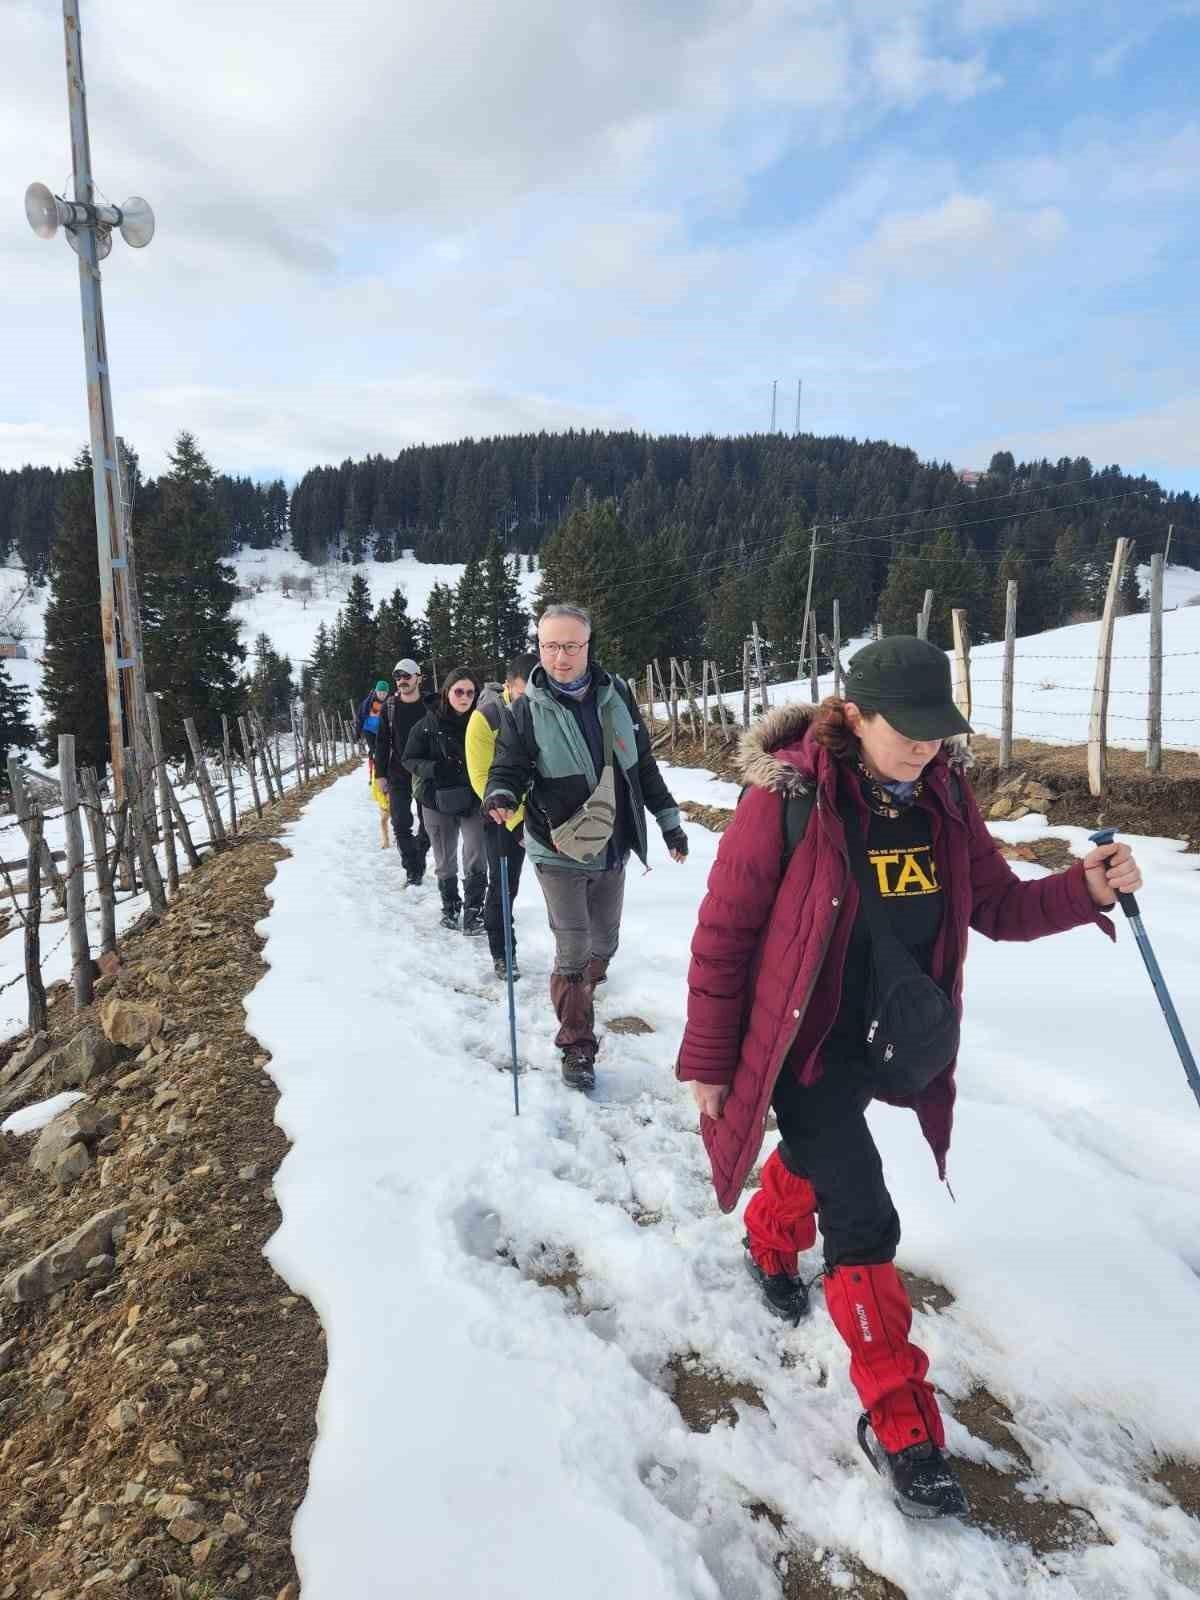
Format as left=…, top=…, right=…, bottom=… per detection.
left=25, top=0, right=156, bottom=809
left=794, top=378, right=802, bottom=436
left=770, top=380, right=777, bottom=434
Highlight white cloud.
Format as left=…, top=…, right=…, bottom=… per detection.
left=968, top=393, right=1200, bottom=481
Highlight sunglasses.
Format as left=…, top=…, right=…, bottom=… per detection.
left=395, top=673, right=416, bottom=682
left=449, top=686, right=475, bottom=698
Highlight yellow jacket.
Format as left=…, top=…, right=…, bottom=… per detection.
left=466, top=687, right=524, bottom=829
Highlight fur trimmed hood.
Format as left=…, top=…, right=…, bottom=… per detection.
left=735, top=700, right=972, bottom=794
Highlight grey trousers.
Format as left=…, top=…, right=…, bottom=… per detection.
left=422, top=807, right=485, bottom=882
left=535, top=862, right=626, bottom=977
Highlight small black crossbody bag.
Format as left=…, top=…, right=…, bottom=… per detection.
left=841, top=802, right=959, bottom=1096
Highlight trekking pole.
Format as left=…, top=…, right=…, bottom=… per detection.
left=1090, top=828, right=1200, bottom=1110
left=499, top=829, right=520, bottom=1116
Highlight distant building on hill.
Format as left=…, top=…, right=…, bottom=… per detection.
left=957, top=469, right=984, bottom=488
left=0, top=643, right=27, bottom=660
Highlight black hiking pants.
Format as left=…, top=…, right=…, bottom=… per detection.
left=772, top=1059, right=901, bottom=1270
left=387, top=770, right=428, bottom=865
left=483, top=817, right=524, bottom=961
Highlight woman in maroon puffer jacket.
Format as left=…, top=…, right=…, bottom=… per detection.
left=676, top=637, right=1141, bottom=1521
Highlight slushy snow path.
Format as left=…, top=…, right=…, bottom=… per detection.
left=246, top=769, right=1200, bottom=1599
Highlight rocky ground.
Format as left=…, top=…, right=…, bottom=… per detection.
left=0, top=763, right=353, bottom=1600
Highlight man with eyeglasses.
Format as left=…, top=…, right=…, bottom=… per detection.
left=484, top=604, right=687, bottom=1091
left=373, top=658, right=431, bottom=885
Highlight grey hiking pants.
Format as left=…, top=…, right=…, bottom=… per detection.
left=422, top=807, right=485, bottom=883
left=535, top=862, right=626, bottom=1054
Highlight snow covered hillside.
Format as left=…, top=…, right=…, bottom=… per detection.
left=246, top=771, right=1200, bottom=1599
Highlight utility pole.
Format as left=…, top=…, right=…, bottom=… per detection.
left=770, top=380, right=777, bottom=434
left=801, top=524, right=818, bottom=679
left=25, top=0, right=155, bottom=810
left=793, top=378, right=802, bottom=436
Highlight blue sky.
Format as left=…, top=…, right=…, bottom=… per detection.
left=2, top=0, right=1198, bottom=490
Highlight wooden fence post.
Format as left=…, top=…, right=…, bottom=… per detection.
left=751, top=620, right=770, bottom=710
left=146, top=694, right=180, bottom=894
left=832, top=600, right=843, bottom=698
left=742, top=639, right=752, bottom=728
left=183, top=719, right=227, bottom=844
left=8, top=756, right=65, bottom=907
left=951, top=610, right=972, bottom=729
left=80, top=766, right=117, bottom=959
left=917, top=589, right=934, bottom=641
left=254, top=714, right=278, bottom=803
left=238, top=716, right=264, bottom=817
left=24, top=804, right=47, bottom=1035
left=710, top=660, right=730, bottom=737
left=999, top=580, right=1017, bottom=772
left=166, top=786, right=201, bottom=870
left=124, top=748, right=167, bottom=914
left=1087, top=537, right=1132, bottom=798
left=222, top=716, right=238, bottom=835
left=58, top=736, right=93, bottom=1010
left=1147, top=552, right=1164, bottom=773
left=807, top=612, right=819, bottom=703
left=701, top=660, right=709, bottom=753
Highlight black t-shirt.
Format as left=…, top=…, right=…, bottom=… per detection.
left=819, top=796, right=944, bottom=1066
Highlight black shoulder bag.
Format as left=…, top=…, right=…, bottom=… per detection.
left=841, top=800, right=959, bottom=1097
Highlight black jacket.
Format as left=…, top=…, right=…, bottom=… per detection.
left=402, top=705, right=480, bottom=816
left=375, top=693, right=431, bottom=784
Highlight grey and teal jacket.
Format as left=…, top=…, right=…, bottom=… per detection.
left=483, top=663, right=681, bottom=872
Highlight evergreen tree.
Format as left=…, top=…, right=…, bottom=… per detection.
left=0, top=662, right=37, bottom=790
left=40, top=453, right=111, bottom=770
left=302, top=621, right=332, bottom=699
left=703, top=567, right=756, bottom=676
left=139, top=432, right=246, bottom=756
left=467, top=535, right=530, bottom=678
left=323, top=574, right=378, bottom=709
left=375, top=588, right=419, bottom=674
left=421, top=581, right=457, bottom=680
left=245, top=633, right=293, bottom=725
left=536, top=502, right=641, bottom=673
left=878, top=529, right=989, bottom=648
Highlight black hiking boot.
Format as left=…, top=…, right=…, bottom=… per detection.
left=743, top=1237, right=811, bottom=1324
left=561, top=1047, right=596, bottom=1092
left=462, top=869, right=487, bottom=937
left=437, top=877, right=461, bottom=931
left=856, top=1414, right=969, bottom=1520
left=493, top=955, right=521, bottom=981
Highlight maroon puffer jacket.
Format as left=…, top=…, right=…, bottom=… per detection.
left=676, top=705, right=1114, bottom=1212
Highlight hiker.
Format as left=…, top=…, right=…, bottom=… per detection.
left=404, top=668, right=485, bottom=932
left=355, top=679, right=390, bottom=770
left=467, top=653, right=537, bottom=979
left=675, top=636, right=1141, bottom=1521
left=484, top=603, right=687, bottom=1091
left=374, top=658, right=431, bottom=885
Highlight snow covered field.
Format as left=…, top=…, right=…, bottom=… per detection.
left=246, top=770, right=1200, bottom=1599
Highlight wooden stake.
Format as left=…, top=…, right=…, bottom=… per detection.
left=742, top=639, right=752, bottom=728
left=166, top=785, right=201, bottom=870
left=832, top=600, right=842, bottom=698
left=751, top=620, right=770, bottom=710
left=57, top=736, right=93, bottom=1010
left=999, top=580, right=1018, bottom=772
left=1147, top=553, right=1163, bottom=774
left=183, top=719, right=227, bottom=843
left=711, top=659, right=730, bottom=735
left=701, top=660, right=709, bottom=753
left=80, top=766, right=116, bottom=959
left=806, top=611, right=818, bottom=703
left=8, top=756, right=65, bottom=907
left=24, top=803, right=46, bottom=1035
left=124, top=747, right=167, bottom=913
left=917, top=589, right=934, bottom=641
left=1087, top=537, right=1132, bottom=798
left=222, top=715, right=238, bottom=834
left=147, top=694, right=179, bottom=894
left=951, top=609, right=972, bottom=728
left=238, top=716, right=264, bottom=817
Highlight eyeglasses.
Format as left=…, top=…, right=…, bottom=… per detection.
left=449, top=686, right=475, bottom=698
left=540, top=641, right=588, bottom=657
left=395, top=673, right=415, bottom=682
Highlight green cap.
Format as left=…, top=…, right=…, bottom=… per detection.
left=844, top=637, right=972, bottom=741
left=374, top=679, right=390, bottom=695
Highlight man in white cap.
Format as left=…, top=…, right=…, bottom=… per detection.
left=373, top=659, right=431, bottom=884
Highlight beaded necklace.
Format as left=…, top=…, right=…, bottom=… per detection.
left=854, top=756, right=924, bottom=820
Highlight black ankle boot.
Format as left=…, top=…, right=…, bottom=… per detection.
left=856, top=1415, right=969, bottom=1520
left=742, top=1237, right=811, bottom=1324
left=462, top=869, right=486, bottom=936
left=438, top=876, right=461, bottom=931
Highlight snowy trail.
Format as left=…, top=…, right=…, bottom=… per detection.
left=246, top=771, right=1200, bottom=1599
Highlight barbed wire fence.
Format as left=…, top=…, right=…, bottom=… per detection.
left=1, top=697, right=359, bottom=1036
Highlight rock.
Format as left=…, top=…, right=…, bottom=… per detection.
left=114, top=1066, right=155, bottom=1091
left=168, top=1514, right=205, bottom=1544
left=149, top=1441, right=185, bottom=1469
left=191, top=1532, right=228, bottom=1567
left=165, top=1113, right=191, bottom=1139
left=94, top=972, right=118, bottom=995
left=0, top=1205, right=33, bottom=1234
left=166, top=1334, right=203, bottom=1358
left=0, top=1031, right=50, bottom=1087
left=120, top=1480, right=146, bottom=1504
left=222, top=1511, right=249, bottom=1536
left=1, top=1206, right=127, bottom=1304
left=277, top=1584, right=300, bottom=1600
left=0, top=1336, right=18, bottom=1373
left=154, top=1492, right=204, bottom=1522
left=45, top=1024, right=118, bottom=1091
left=42, top=1386, right=70, bottom=1413
left=82, top=1502, right=116, bottom=1528
left=179, top=1033, right=203, bottom=1055
left=99, top=997, right=163, bottom=1049
left=51, top=1142, right=93, bottom=1189
left=106, top=1400, right=139, bottom=1432
left=117, top=1561, right=142, bottom=1582
left=152, top=1086, right=180, bottom=1111
left=86, top=1253, right=115, bottom=1277
left=29, top=1102, right=102, bottom=1175
left=237, top=1164, right=260, bottom=1181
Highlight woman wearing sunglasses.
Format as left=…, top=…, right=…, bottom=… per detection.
left=403, top=668, right=485, bottom=931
